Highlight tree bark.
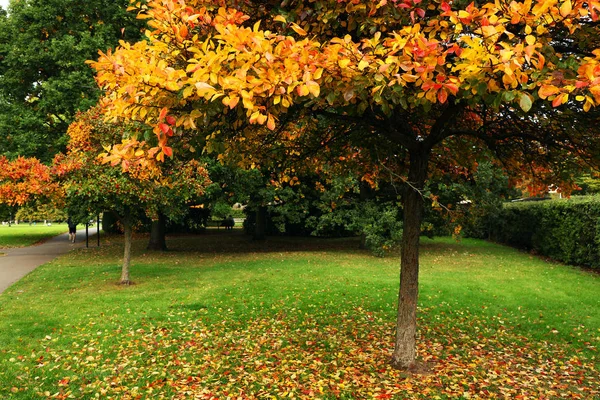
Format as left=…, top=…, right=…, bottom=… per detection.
left=391, top=149, right=430, bottom=370
left=120, top=214, right=133, bottom=285
left=147, top=212, right=167, bottom=251
left=253, top=206, right=267, bottom=241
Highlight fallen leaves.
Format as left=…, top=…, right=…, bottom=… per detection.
left=2, top=303, right=598, bottom=399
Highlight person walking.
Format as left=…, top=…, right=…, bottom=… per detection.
left=67, top=217, right=77, bottom=243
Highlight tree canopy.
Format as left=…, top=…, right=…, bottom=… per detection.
left=0, top=0, right=144, bottom=161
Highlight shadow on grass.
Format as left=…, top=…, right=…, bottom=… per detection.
left=141, top=229, right=367, bottom=255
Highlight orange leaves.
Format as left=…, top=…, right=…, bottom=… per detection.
left=0, top=157, right=57, bottom=206
left=89, top=0, right=600, bottom=165
left=539, top=85, right=561, bottom=99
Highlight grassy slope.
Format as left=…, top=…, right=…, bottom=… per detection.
left=0, top=224, right=69, bottom=248
left=0, top=232, right=597, bottom=399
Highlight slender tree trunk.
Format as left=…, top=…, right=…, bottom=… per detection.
left=147, top=212, right=167, bottom=251
left=359, top=181, right=369, bottom=249
left=391, top=149, right=430, bottom=370
left=253, top=206, right=267, bottom=241
left=120, top=215, right=133, bottom=285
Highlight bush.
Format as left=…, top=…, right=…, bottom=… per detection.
left=491, top=196, right=600, bottom=268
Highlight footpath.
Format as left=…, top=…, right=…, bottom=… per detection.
left=0, top=228, right=89, bottom=294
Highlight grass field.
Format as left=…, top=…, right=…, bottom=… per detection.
left=0, top=231, right=598, bottom=399
left=0, top=224, right=68, bottom=248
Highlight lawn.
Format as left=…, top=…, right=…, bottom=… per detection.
left=0, top=231, right=598, bottom=399
left=0, top=224, right=69, bottom=248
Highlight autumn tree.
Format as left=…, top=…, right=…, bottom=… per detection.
left=0, top=0, right=144, bottom=161
left=54, top=107, right=210, bottom=283
left=91, top=0, right=600, bottom=369
left=0, top=156, right=61, bottom=227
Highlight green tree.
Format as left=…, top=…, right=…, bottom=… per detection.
left=55, top=107, right=210, bottom=283
left=0, top=0, right=143, bottom=161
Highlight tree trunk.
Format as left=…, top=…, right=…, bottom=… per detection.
left=359, top=181, right=369, bottom=249
left=120, top=214, right=133, bottom=285
left=391, top=149, right=430, bottom=370
left=253, top=206, right=267, bottom=241
left=147, top=212, right=167, bottom=251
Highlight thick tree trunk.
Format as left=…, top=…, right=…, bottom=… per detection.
left=391, top=149, right=430, bottom=370
left=253, top=206, right=267, bottom=241
left=120, top=215, right=133, bottom=285
left=147, top=213, right=167, bottom=251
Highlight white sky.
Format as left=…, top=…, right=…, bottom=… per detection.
left=0, top=0, right=9, bottom=11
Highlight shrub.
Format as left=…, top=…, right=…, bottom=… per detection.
left=491, top=196, right=600, bottom=268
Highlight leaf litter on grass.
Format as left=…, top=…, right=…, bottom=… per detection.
left=3, top=302, right=598, bottom=399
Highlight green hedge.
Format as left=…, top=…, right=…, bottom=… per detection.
left=491, top=196, right=600, bottom=268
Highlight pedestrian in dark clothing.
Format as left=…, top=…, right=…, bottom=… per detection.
left=67, top=217, right=77, bottom=243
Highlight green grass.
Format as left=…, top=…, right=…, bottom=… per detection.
left=0, top=232, right=598, bottom=398
left=0, top=224, right=68, bottom=248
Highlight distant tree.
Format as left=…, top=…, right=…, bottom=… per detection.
left=54, top=107, right=210, bottom=283
left=0, top=156, right=59, bottom=207
left=0, top=155, right=61, bottom=226
left=0, top=0, right=144, bottom=161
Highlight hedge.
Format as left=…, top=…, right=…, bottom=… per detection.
left=490, top=196, right=600, bottom=269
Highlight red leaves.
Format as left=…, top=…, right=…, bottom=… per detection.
left=166, top=115, right=177, bottom=125
left=0, top=156, right=57, bottom=206
left=162, top=146, right=173, bottom=157
left=159, top=123, right=171, bottom=135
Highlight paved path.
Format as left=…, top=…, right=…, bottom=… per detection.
left=0, top=228, right=91, bottom=294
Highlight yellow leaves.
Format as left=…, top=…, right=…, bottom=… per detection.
left=249, top=111, right=267, bottom=125
left=290, top=23, right=307, bottom=36
left=338, top=59, right=351, bottom=69
left=273, top=15, right=287, bottom=23
left=222, top=95, right=240, bottom=109
left=194, top=82, right=216, bottom=98
left=560, top=0, right=572, bottom=17
left=296, top=84, right=310, bottom=97
left=525, top=35, right=536, bottom=45
left=241, top=90, right=254, bottom=110
left=306, top=81, right=320, bottom=97
left=165, top=81, right=180, bottom=91
left=480, top=25, right=497, bottom=39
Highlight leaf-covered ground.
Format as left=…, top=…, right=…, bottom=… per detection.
left=0, top=233, right=598, bottom=399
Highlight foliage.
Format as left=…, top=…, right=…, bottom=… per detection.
left=15, top=203, right=67, bottom=223
left=424, top=161, right=521, bottom=238
left=491, top=196, right=600, bottom=268
left=0, top=235, right=598, bottom=397
left=0, top=0, right=144, bottom=161
left=54, top=106, right=211, bottom=223
left=0, top=156, right=60, bottom=207
left=92, top=0, right=600, bottom=186
left=574, top=172, right=600, bottom=195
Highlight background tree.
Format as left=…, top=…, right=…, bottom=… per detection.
left=91, top=0, right=600, bottom=369
left=0, top=0, right=144, bottom=161
left=54, top=107, right=210, bottom=283
left=0, top=155, right=62, bottom=226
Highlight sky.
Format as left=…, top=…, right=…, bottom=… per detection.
left=0, top=0, right=8, bottom=11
